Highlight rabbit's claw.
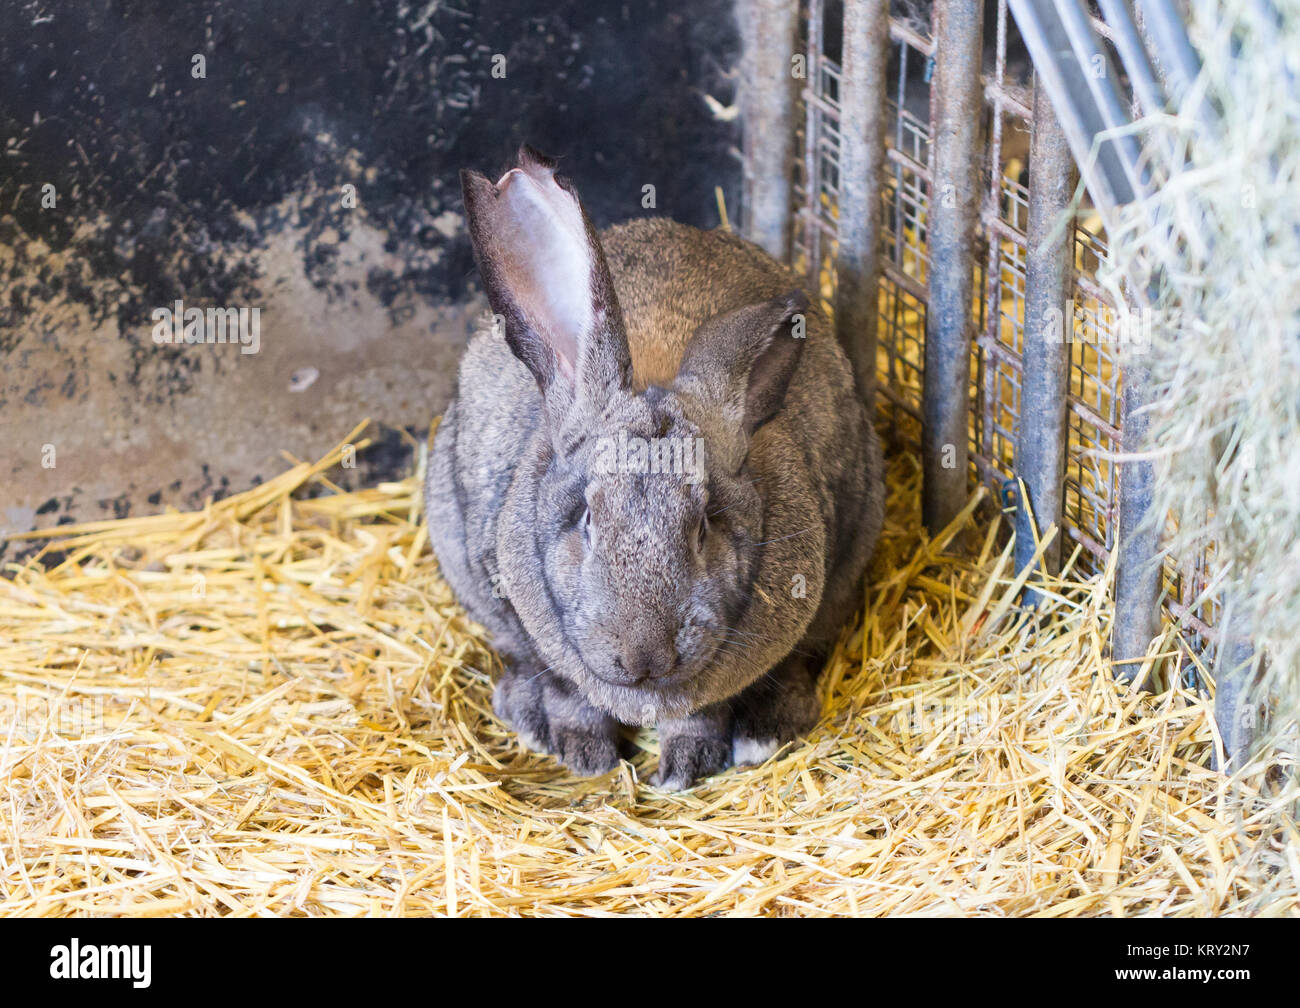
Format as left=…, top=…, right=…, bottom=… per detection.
left=493, top=663, right=620, bottom=777
left=655, top=703, right=732, bottom=791
left=729, top=654, right=821, bottom=768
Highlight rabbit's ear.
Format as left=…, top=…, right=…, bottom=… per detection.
left=675, top=290, right=809, bottom=436
left=460, top=147, right=631, bottom=410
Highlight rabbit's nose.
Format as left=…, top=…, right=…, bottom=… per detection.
left=620, top=639, right=678, bottom=683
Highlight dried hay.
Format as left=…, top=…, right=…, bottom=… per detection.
left=2, top=420, right=1296, bottom=916
left=1100, top=1, right=1300, bottom=757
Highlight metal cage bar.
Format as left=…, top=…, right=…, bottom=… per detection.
left=922, top=0, right=984, bottom=536
left=1015, top=73, right=1075, bottom=586
left=739, top=0, right=802, bottom=260
left=801, top=0, right=826, bottom=281
left=1006, top=0, right=1141, bottom=216
left=834, top=0, right=891, bottom=402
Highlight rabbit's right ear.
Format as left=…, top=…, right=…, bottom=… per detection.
left=460, top=147, right=631, bottom=414
left=675, top=290, right=810, bottom=451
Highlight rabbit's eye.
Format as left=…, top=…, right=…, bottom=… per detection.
left=695, top=515, right=708, bottom=551
left=565, top=496, right=586, bottom=530
left=581, top=505, right=593, bottom=544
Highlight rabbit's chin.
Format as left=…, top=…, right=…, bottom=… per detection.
left=570, top=664, right=747, bottom=726
left=579, top=678, right=709, bottom=725
left=564, top=635, right=739, bottom=724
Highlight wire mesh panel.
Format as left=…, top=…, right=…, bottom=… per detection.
left=784, top=0, right=1211, bottom=645
left=793, top=1, right=936, bottom=448
left=792, top=0, right=840, bottom=300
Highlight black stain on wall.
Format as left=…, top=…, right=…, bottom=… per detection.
left=0, top=0, right=741, bottom=334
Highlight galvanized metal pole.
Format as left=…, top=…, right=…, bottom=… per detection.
left=738, top=0, right=801, bottom=261
left=1215, top=612, right=1262, bottom=770
left=1098, top=0, right=1167, bottom=117
left=1112, top=361, right=1163, bottom=678
left=923, top=0, right=984, bottom=536
left=1135, top=0, right=1215, bottom=133
left=834, top=0, right=890, bottom=403
left=800, top=0, right=825, bottom=283
left=1015, top=75, right=1075, bottom=586
left=1007, top=0, right=1141, bottom=215
left=1111, top=0, right=1168, bottom=679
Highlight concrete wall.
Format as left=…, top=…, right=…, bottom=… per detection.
left=0, top=0, right=740, bottom=556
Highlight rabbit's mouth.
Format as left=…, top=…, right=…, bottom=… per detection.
left=590, top=659, right=683, bottom=690
left=591, top=627, right=722, bottom=688
left=587, top=637, right=723, bottom=703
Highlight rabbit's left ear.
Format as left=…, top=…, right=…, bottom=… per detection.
left=675, top=290, right=809, bottom=437
left=460, top=147, right=632, bottom=414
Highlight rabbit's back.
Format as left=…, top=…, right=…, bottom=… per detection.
left=603, top=219, right=815, bottom=389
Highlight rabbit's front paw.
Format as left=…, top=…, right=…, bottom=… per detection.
left=492, top=664, right=621, bottom=777
left=729, top=655, right=821, bottom=766
left=655, top=704, right=732, bottom=790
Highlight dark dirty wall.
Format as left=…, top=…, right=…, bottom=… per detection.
left=0, top=0, right=741, bottom=553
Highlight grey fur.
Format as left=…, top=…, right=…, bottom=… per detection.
left=427, top=148, right=884, bottom=788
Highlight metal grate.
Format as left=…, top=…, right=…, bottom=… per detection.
left=784, top=0, right=1208, bottom=604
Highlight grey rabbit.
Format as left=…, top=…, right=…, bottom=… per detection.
left=426, top=146, right=883, bottom=789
